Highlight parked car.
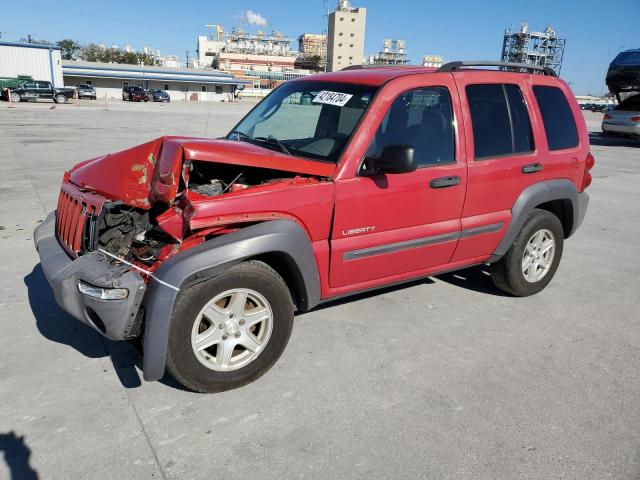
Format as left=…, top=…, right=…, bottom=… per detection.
left=1, top=80, right=76, bottom=103
left=77, top=84, right=96, bottom=100
left=602, top=93, right=640, bottom=138
left=606, top=48, right=640, bottom=99
left=147, top=89, right=170, bottom=102
left=122, top=86, right=147, bottom=102
left=34, top=61, right=593, bottom=393
left=590, top=103, right=615, bottom=113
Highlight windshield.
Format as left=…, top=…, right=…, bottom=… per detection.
left=228, top=80, right=377, bottom=163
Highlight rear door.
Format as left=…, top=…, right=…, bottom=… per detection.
left=330, top=74, right=467, bottom=291
left=36, top=81, right=53, bottom=99
left=449, top=73, right=542, bottom=262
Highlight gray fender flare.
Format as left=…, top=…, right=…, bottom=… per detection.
left=141, top=219, right=321, bottom=381
left=490, top=179, right=588, bottom=261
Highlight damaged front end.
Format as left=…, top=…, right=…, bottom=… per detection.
left=37, top=136, right=334, bottom=340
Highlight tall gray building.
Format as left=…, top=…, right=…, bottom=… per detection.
left=327, top=0, right=366, bottom=72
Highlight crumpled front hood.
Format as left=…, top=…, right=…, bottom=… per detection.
left=68, top=136, right=336, bottom=208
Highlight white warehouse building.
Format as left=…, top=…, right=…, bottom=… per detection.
left=62, top=61, right=249, bottom=102
left=0, top=41, right=63, bottom=86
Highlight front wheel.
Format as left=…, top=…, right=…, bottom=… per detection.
left=165, top=261, right=294, bottom=393
left=10, top=92, right=21, bottom=103
left=490, top=209, right=564, bottom=297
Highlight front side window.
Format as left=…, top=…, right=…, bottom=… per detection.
left=532, top=85, right=579, bottom=151
left=229, top=81, right=377, bottom=163
left=466, top=84, right=533, bottom=159
left=366, top=87, right=455, bottom=167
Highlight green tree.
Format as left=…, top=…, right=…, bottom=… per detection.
left=57, top=39, right=80, bottom=60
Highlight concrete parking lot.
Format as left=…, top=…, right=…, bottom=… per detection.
left=0, top=99, right=639, bottom=480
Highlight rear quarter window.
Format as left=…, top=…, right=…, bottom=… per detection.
left=532, top=85, right=579, bottom=151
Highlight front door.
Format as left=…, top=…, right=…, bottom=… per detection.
left=330, top=77, right=467, bottom=291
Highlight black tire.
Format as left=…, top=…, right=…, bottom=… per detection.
left=490, top=209, right=564, bottom=297
left=10, top=92, right=21, bottom=103
left=54, top=94, right=67, bottom=104
left=165, top=260, right=294, bottom=393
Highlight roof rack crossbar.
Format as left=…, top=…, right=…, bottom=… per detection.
left=438, top=61, right=556, bottom=77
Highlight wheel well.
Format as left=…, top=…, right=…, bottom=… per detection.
left=250, top=252, right=308, bottom=312
left=536, top=199, right=573, bottom=238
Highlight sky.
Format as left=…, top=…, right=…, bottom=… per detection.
left=2, top=0, right=638, bottom=94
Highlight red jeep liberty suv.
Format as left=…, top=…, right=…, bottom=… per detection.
left=34, top=61, right=593, bottom=392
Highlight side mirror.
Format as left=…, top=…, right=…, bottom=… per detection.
left=365, top=145, right=416, bottom=174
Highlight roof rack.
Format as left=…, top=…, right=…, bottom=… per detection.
left=438, top=61, right=556, bottom=77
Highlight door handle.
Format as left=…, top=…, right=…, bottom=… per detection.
left=522, top=163, right=543, bottom=174
left=429, top=176, right=460, bottom=189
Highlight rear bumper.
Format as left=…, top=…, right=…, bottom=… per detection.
left=34, top=212, right=146, bottom=340
left=573, top=192, right=589, bottom=235
left=602, top=121, right=640, bottom=136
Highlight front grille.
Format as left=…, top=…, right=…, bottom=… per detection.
left=56, top=186, right=97, bottom=255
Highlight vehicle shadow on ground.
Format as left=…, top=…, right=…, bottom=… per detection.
left=307, top=265, right=509, bottom=313
left=436, top=265, right=511, bottom=297
left=589, top=132, right=640, bottom=148
left=24, top=264, right=187, bottom=392
left=0, top=432, right=39, bottom=480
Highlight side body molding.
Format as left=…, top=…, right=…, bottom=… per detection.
left=142, top=220, right=321, bottom=381
left=490, top=179, right=588, bottom=261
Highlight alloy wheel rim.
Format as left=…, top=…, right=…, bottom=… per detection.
left=190, top=288, right=273, bottom=372
left=521, top=228, right=555, bottom=283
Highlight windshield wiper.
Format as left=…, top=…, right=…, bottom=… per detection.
left=253, top=136, right=292, bottom=156
left=228, top=130, right=252, bottom=142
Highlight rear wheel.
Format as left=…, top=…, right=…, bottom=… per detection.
left=490, top=209, right=564, bottom=296
left=54, top=94, right=67, bottom=104
left=166, top=261, right=294, bottom=393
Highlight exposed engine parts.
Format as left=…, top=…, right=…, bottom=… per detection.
left=97, top=204, right=169, bottom=264
left=92, top=162, right=321, bottom=265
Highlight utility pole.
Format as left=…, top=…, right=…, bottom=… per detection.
left=28, top=34, right=33, bottom=43
left=185, top=50, right=190, bottom=68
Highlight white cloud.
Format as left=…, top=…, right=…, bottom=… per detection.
left=243, top=10, right=268, bottom=27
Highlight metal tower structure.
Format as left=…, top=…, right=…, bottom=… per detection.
left=369, top=39, right=409, bottom=65
left=501, top=23, right=566, bottom=75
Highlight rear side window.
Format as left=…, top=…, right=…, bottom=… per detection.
left=532, top=86, right=579, bottom=151
left=466, top=84, right=533, bottom=159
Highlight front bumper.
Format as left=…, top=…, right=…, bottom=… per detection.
left=602, top=120, right=640, bottom=137
left=34, top=212, right=146, bottom=340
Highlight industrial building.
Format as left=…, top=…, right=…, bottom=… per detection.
left=0, top=41, right=63, bottom=87
left=501, top=23, right=566, bottom=75
left=327, top=0, right=367, bottom=71
left=367, top=39, right=408, bottom=65
left=61, top=61, right=248, bottom=101
left=297, top=33, right=327, bottom=71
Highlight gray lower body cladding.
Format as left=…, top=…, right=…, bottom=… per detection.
left=34, top=212, right=146, bottom=340
left=489, top=179, right=589, bottom=262
left=141, top=219, right=321, bottom=382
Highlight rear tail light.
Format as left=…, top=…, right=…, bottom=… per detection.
left=631, top=116, right=640, bottom=122
left=603, top=113, right=612, bottom=120
left=582, top=152, right=595, bottom=191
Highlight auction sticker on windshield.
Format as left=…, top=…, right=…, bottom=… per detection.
left=313, top=90, right=353, bottom=107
